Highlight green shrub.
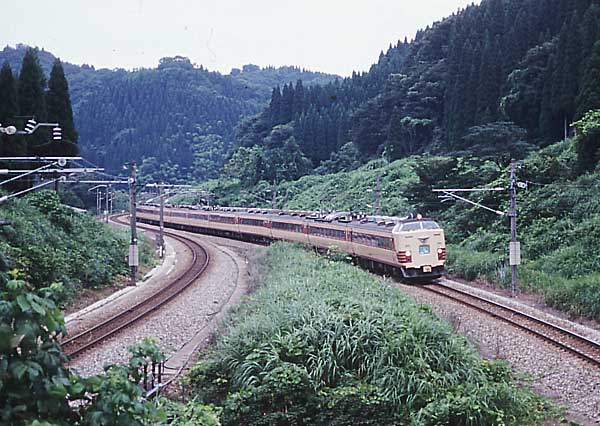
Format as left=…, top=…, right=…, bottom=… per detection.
left=0, top=191, right=152, bottom=303
left=446, top=245, right=506, bottom=284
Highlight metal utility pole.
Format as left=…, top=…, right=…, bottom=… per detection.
left=159, top=183, right=165, bottom=258
left=88, top=184, right=106, bottom=218
left=128, top=162, right=139, bottom=286
left=105, top=185, right=110, bottom=223
left=271, top=180, right=277, bottom=208
left=433, top=162, right=522, bottom=297
left=109, top=185, right=113, bottom=215
left=375, top=175, right=381, bottom=215
left=509, top=160, right=520, bottom=297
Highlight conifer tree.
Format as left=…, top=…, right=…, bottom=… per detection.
left=0, top=61, right=18, bottom=124
left=18, top=48, right=47, bottom=154
left=293, top=79, right=305, bottom=116
left=46, top=59, right=78, bottom=156
left=268, top=86, right=282, bottom=126
left=576, top=41, right=600, bottom=119
left=0, top=61, right=26, bottom=157
left=281, top=83, right=294, bottom=123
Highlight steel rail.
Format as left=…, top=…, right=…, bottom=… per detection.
left=62, top=214, right=210, bottom=358
left=421, top=282, right=600, bottom=367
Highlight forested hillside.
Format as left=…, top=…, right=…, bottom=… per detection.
left=229, top=0, right=600, bottom=183
left=0, top=45, right=338, bottom=182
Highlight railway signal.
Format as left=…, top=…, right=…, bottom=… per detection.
left=24, top=118, right=37, bottom=133
left=52, top=126, right=62, bottom=141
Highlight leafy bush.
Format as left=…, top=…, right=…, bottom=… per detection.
left=0, top=279, right=169, bottom=426
left=446, top=244, right=506, bottom=284
left=0, top=190, right=150, bottom=302
left=186, top=243, right=549, bottom=425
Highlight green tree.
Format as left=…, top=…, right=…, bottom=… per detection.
left=267, top=136, right=313, bottom=182
left=46, top=59, right=78, bottom=156
left=460, top=121, right=533, bottom=166
left=573, top=109, right=600, bottom=172
left=0, top=61, right=26, bottom=157
left=223, top=145, right=267, bottom=185
left=576, top=41, right=600, bottom=119
left=18, top=48, right=47, bottom=155
left=315, top=142, right=361, bottom=174
left=0, top=61, right=18, bottom=123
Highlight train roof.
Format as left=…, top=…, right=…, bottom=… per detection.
left=142, top=204, right=439, bottom=233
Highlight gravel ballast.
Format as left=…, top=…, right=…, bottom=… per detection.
left=397, top=279, right=600, bottom=425
left=67, top=231, right=258, bottom=378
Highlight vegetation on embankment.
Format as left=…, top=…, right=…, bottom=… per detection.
left=185, top=243, right=550, bottom=425
left=0, top=190, right=152, bottom=303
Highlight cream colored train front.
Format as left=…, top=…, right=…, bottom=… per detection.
left=135, top=206, right=446, bottom=281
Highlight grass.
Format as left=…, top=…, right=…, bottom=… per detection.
left=186, top=243, right=551, bottom=426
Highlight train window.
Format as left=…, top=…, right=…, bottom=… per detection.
left=211, top=215, right=236, bottom=224
left=240, top=218, right=265, bottom=227
left=400, top=222, right=422, bottom=232
left=189, top=213, right=209, bottom=220
left=272, top=222, right=303, bottom=232
left=309, top=226, right=345, bottom=240
left=172, top=212, right=187, bottom=218
left=421, top=221, right=440, bottom=230
left=353, top=232, right=393, bottom=250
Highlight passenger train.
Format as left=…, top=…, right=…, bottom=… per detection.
left=136, top=206, right=446, bottom=280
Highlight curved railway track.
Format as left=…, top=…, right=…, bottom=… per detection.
left=422, top=282, right=600, bottom=367
left=62, top=215, right=210, bottom=358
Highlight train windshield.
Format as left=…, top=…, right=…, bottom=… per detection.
left=421, top=221, right=440, bottom=230
left=399, top=221, right=440, bottom=231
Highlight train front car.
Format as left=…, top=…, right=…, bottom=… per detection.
left=392, top=218, right=446, bottom=281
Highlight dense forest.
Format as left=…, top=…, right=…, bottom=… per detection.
left=0, top=46, right=338, bottom=183
left=228, top=0, right=600, bottom=184
left=0, top=48, right=78, bottom=161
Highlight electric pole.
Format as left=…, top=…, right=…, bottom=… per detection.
left=433, top=162, right=522, bottom=297
left=98, top=192, right=104, bottom=218
left=375, top=175, right=381, bottom=215
left=509, top=160, right=520, bottom=297
left=128, top=162, right=138, bottom=286
left=159, top=183, right=165, bottom=259
left=105, top=184, right=110, bottom=223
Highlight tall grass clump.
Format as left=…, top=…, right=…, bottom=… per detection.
left=186, top=243, right=549, bottom=425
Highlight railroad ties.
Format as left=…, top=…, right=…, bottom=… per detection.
left=421, top=282, right=600, bottom=367
left=62, top=217, right=210, bottom=359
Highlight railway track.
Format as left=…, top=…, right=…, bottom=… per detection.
left=62, top=215, right=210, bottom=358
left=421, top=282, right=600, bottom=367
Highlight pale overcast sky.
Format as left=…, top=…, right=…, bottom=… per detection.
left=4, top=0, right=480, bottom=76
